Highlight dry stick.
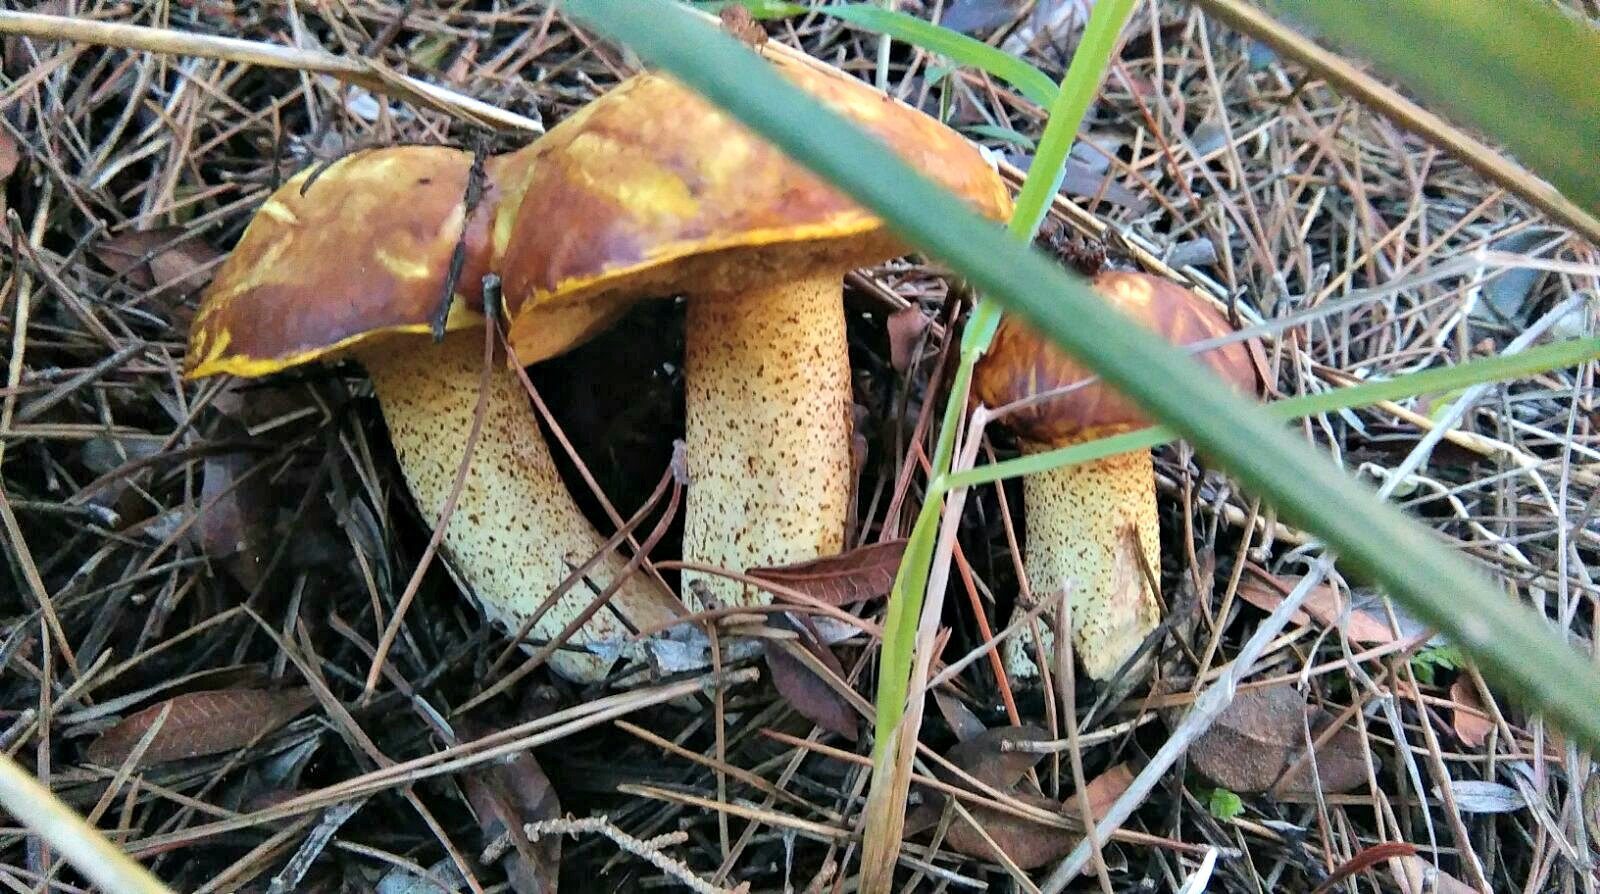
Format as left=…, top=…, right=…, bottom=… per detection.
left=489, top=817, right=742, bottom=894
left=363, top=280, right=499, bottom=700
left=1041, top=292, right=1585, bottom=891
left=1054, top=598, right=1112, bottom=894
left=1189, top=0, right=1600, bottom=247
left=0, top=10, right=542, bottom=135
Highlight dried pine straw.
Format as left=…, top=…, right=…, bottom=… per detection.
left=1, top=2, right=1595, bottom=892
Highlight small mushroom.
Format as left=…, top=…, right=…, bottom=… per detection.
left=186, top=146, right=681, bottom=682
left=972, top=271, right=1263, bottom=681
left=495, top=54, right=1012, bottom=609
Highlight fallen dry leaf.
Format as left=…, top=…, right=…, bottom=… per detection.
left=1450, top=677, right=1493, bottom=748
left=1190, top=685, right=1368, bottom=796
left=0, top=129, right=17, bottom=218
left=933, top=690, right=987, bottom=743
left=765, top=614, right=858, bottom=740
left=1237, top=571, right=1398, bottom=645
left=1389, top=854, right=1476, bottom=894
left=749, top=539, right=907, bottom=606
left=887, top=305, right=932, bottom=375
left=460, top=722, right=561, bottom=894
left=86, top=688, right=315, bottom=767
left=198, top=444, right=275, bottom=590
left=941, top=724, right=1049, bottom=790
left=938, top=742, right=1127, bottom=870
left=1080, top=762, right=1133, bottom=816
left=91, top=227, right=222, bottom=322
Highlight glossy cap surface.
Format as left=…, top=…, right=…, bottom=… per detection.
left=495, top=52, right=1012, bottom=363
left=973, top=270, right=1263, bottom=445
left=185, top=146, right=502, bottom=379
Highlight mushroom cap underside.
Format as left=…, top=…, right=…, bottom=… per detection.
left=185, top=146, right=507, bottom=380
left=973, top=270, right=1264, bottom=445
left=496, top=52, right=1013, bottom=363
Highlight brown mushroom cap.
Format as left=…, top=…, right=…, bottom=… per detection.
left=495, top=52, right=1012, bottom=364
left=185, top=146, right=506, bottom=379
left=973, top=270, right=1262, bottom=445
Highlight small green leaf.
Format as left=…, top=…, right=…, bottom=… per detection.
left=1412, top=643, right=1465, bottom=686
left=1206, top=787, right=1246, bottom=820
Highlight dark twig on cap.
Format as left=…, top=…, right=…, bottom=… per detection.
left=432, top=133, right=492, bottom=340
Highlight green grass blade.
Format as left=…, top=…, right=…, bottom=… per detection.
left=1263, top=0, right=1600, bottom=212
left=566, top=0, right=1600, bottom=756
left=946, top=336, right=1600, bottom=489
left=743, top=1, right=1060, bottom=105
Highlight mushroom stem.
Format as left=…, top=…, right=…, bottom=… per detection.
left=356, top=333, right=679, bottom=682
left=1007, top=445, right=1161, bottom=682
left=681, top=269, right=853, bottom=609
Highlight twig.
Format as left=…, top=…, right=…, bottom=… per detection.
left=482, top=816, right=747, bottom=894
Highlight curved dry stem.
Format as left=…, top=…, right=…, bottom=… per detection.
left=359, top=334, right=679, bottom=681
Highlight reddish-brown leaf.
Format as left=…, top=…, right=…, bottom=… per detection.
left=1080, top=763, right=1134, bottom=817
left=91, top=227, right=220, bottom=313
left=936, top=734, right=1127, bottom=869
left=942, top=724, right=1049, bottom=790
left=1450, top=677, right=1493, bottom=748
left=86, top=688, right=315, bottom=767
left=1237, top=571, right=1398, bottom=645
left=0, top=130, right=17, bottom=181
left=765, top=633, right=858, bottom=740
left=148, top=236, right=224, bottom=297
left=1390, top=855, right=1476, bottom=893
left=198, top=444, right=274, bottom=590
left=748, top=539, right=908, bottom=605
left=1190, top=685, right=1368, bottom=796
left=887, top=305, right=931, bottom=375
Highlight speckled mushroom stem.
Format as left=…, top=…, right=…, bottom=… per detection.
left=681, top=270, right=854, bottom=609
left=355, top=333, right=680, bottom=682
left=1006, top=445, right=1162, bottom=682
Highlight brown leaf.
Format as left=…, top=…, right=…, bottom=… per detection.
left=0, top=130, right=17, bottom=182
left=887, top=305, right=931, bottom=375
left=933, top=690, right=987, bottom=743
left=91, top=227, right=221, bottom=312
left=460, top=723, right=561, bottom=894
left=1190, top=685, right=1367, bottom=796
left=1450, top=677, right=1493, bottom=748
left=198, top=447, right=274, bottom=590
left=748, top=539, right=908, bottom=605
left=765, top=631, right=858, bottom=740
left=943, top=787, right=1075, bottom=870
left=148, top=236, right=225, bottom=298
left=941, top=724, right=1049, bottom=790
left=1389, top=854, right=1476, bottom=894
left=1237, top=571, right=1398, bottom=645
left=86, top=688, right=315, bottom=767
left=939, top=748, right=1126, bottom=870
left=0, top=129, right=15, bottom=219
left=1080, top=763, right=1133, bottom=816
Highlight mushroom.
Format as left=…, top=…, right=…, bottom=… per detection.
left=493, top=54, right=1012, bottom=609
left=972, top=270, right=1263, bottom=681
left=186, top=146, right=681, bottom=682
